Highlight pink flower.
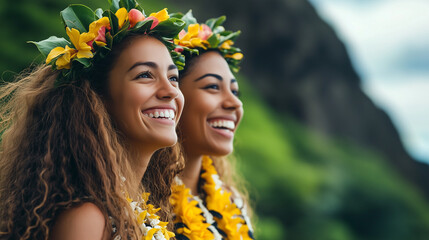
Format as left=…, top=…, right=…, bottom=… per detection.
left=178, top=29, right=186, bottom=39
left=198, top=24, right=212, bottom=40
left=174, top=47, right=184, bottom=53
left=146, top=16, right=160, bottom=30
left=128, top=9, right=145, bottom=28
left=95, top=26, right=107, bottom=43
left=87, top=26, right=107, bottom=48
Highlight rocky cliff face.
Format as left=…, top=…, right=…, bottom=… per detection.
left=172, top=0, right=429, bottom=198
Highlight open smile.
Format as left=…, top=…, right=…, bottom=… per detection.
left=141, top=108, right=176, bottom=125
left=207, top=118, right=236, bottom=138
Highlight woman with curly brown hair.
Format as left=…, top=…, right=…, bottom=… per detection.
left=0, top=1, right=186, bottom=240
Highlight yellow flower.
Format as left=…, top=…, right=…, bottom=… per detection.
left=238, top=224, right=253, bottom=240
left=46, top=45, right=77, bottom=69
left=66, top=27, right=94, bottom=59
left=145, top=228, right=158, bottom=240
left=149, top=8, right=170, bottom=22
left=158, top=221, right=176, bottom=239
left=141, top=192, right=150, bottom=202
left=116, top=7, right=128, bottom=29
left=220, top=40, right=234, bottom=49
left=174, top=24, right=210, bottom=49
left=46, top=26, right=95, bottom=69
left=225, top=52, right=244, bottom=60
left=136, top=210, right=147, bottom=225
left=88, top=17, right=110, bottom=36
left=171, top=183, right=215, bottom=240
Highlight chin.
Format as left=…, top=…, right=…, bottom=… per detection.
left=210, top=144, right=234, bottom=156
left=156, top=135, right=178, bottom=148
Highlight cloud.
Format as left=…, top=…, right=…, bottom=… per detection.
left=310, top=0, right=429, bottom=162
left=363, top=77, right=429, bottom=162
left=311, top=0, right=429, bottom=79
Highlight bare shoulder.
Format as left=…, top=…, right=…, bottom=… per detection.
left=50, top=202, right=107, bottom=240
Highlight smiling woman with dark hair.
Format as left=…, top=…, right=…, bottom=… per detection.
left=0, top=1, right=186, bottom=239
left=169, top=11, right=254, bottom=240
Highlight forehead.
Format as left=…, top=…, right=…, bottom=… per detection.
left=187, top=51, right=235, bottom=80
left=115, top=36, right=173, bottom=67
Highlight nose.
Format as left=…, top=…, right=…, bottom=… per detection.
left=222, top=91, right=242, bottom=110
left=156, top=77, right=179, bottom=101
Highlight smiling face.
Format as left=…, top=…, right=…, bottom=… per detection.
left=107, top=36, right=184, bottom=152
left=179, top=51, right=243, bottom=158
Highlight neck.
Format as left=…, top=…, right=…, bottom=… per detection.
left=128, top=145, right=154, bottom=184
left=181, top=153, right=203, bottom=195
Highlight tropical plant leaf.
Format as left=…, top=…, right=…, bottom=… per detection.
left=205, top=15, right=226, bottom=30
left=181, top=10, right=197, bottom=31
left=169, top=12, right=183, bottom=19
left=207, top=34, right=220, bottom=48
left=119, top=0, right=136, bottom=11
left=75, top=57, right=91, bottom=68
left=60, top=4, right=96, bottom=33
left=103, top=10, right=119, bottom=35
left=28, top=37, right=71, bottom=57
left=152, top=19, right=185, bottom=38
left=95, top=8, right=103, bottom=19
left=109, top=0, right=120, bottom=12
left=220, top=31, right=241, bottom=43
left=132, top=19, right=153, bottom=33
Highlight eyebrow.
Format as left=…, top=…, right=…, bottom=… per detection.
left=127, top=62, right=178, bottom=72
left=194, top=73, right=237, bottom=84
left=194, top=73, right=223, bottom=82
left=168, top=64, right=178, bottom=71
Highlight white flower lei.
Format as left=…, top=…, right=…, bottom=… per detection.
left=112, top=180, right=174, bottom=240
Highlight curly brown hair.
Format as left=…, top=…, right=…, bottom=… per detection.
left=0, top=35, right=183, bottom=240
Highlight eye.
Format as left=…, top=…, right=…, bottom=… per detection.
left=169, top=75, right=179, bottom=82
left=135, top=71, right=152, bottom=79
left=231, top=89, right=240, bottom=97
left=203, top=84, right=220, bottom=90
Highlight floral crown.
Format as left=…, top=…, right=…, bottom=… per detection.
left=171, top=11, right=243, bottom=73
left=30, top=0, right=186, bottom=85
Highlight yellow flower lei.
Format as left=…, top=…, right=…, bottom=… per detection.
left=170, top=156, right=254, bottom=240
left=121, top=192, right=175, bottom=240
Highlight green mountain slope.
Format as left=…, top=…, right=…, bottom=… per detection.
left=234, top=79, right=429, bottom=240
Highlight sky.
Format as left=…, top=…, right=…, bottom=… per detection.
left=308, top=0, right=429, bottom=163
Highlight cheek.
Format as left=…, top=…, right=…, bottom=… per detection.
left=175, top=91, right=185, bottom=119
left=125, top=85, right=153, bottom=107
left=236, top=106, right=244, bottom=125
left=183, top=95, right=214, bottom=121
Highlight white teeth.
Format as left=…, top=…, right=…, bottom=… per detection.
left=208, top=120, right=235, bottom=130
left=144, top=110, right=175, bottom=120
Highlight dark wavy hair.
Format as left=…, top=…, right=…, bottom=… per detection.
left=0, top=34, right=183, bottom=240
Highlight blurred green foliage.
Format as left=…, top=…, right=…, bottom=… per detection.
left=235, top=79, right=429, bottom=239
left=1, top=0, right=429, bottom=239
